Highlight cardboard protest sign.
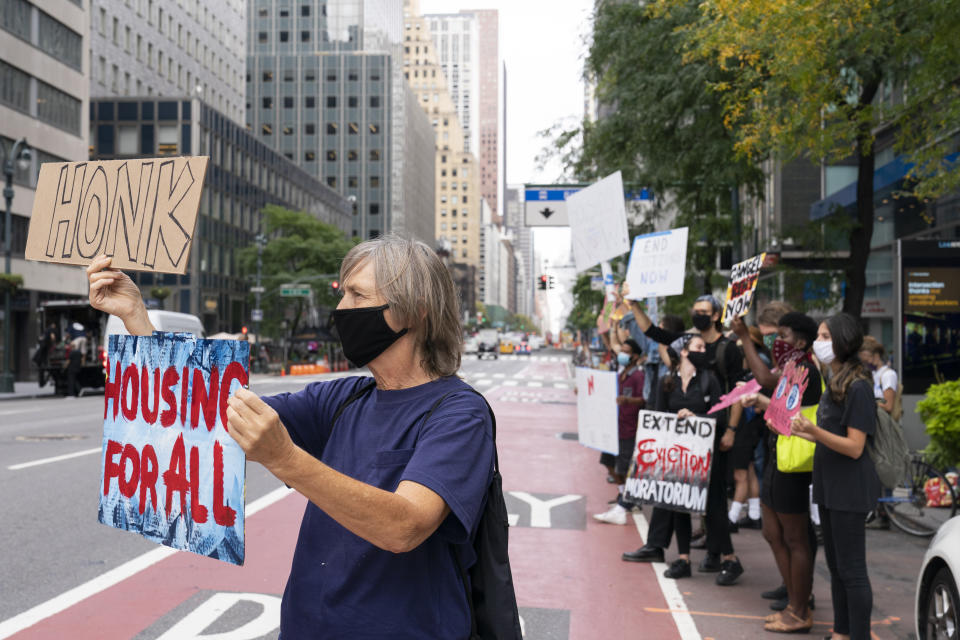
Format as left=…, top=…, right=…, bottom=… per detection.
left=575, top=367, right=618, bottom=454
left=624, top=410, right=716, bottom=513
left=26, top=157, right=208, bottom=274
left=99, top=332, right=249, bottom=565
left=765, top=361, right=810, bottom=435
left=707, top=378, right=762, bottom=414
left=721, top=253, right=766, bottom=323
left=566, top=171, right=631, bottom=272
left=624, top=228, right=689, bottom=299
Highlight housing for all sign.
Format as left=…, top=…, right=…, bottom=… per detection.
left=98, top=333, right=249, bottom=565
left=624, top=410, right=716, bottom=513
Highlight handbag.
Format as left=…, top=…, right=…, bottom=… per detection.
left=776, top=404, right=817, bottom=473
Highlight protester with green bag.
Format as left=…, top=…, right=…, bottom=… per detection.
left=733, top=312, right=821, bottom=634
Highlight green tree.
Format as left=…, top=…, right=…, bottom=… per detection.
left=565, top=273, right=604, bottom=334
left=676, top=0, right=960, bottom=317
left=238, top=205, right=356, bottom=338
left=548, top=1, right=764, bottom=295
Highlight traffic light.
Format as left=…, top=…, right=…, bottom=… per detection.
left=331, top=280, right=340, bottom=294
left=538, top=275, right=548, bottom=290
left=241, top=326, right=248, bottom=335
left=548, top=275, right=556, bottom=290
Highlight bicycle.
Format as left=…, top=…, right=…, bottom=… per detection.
left=879, top=453, right=958, bottom=537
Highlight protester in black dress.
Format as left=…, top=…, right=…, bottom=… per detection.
left=622, top=335, right=744, bottom=585
left=791, top=314, right=880, bottom=640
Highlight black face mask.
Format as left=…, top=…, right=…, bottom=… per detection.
left=687, top=351, right=709, bottom=370
left=332, top=304, right=408, bottom=367
left=691, top=314, right=714, bottom=332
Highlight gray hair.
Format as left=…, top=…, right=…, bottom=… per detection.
left=339, top=233, right=463, bottom=377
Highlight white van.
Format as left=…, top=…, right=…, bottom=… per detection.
left=102, top=310, right=205, bottom=372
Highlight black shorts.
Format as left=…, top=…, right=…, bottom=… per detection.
left=730, top=417, right=764, bottom=470
left=599, top=438, right=636, bottom=477
left=760, top=436, right=812, bottom=514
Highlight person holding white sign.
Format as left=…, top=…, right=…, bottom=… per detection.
left=622, top=335, right=744, bottom=585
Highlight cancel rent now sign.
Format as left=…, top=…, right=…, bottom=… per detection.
left=623, top=410, right=716, bottom=513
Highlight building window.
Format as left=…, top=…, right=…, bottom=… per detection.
left=348, top=122, right=359, bottom=134
left=301, top=5, right=310, bottom=16
left=369, top=123, right=380, bottom=134
left=283, top=125, right=293, bottom=135
left=36, top=81, right=81, bottom=134
left=348, top=96, right=358, bottom=107
left=370, top=176, right=380, bottom=187
left=326, top=96, right=336, bottom=108
left=326, top=123, right=337, bottom=134
left=327, top=176, right=336, bottom=187
left=347, top=150, right=358, bottom=161
left=301, top=30, right=309, bottom=42
left=370, top=96, right=381, bottom=108
left=369, top=150, right=380, bottom=161
left=305, top=96, right=315, bottom=108
left=38, top=11, right=83, bottom=71
left=262, top=97, right=272, bottom=108
left=369, top=203, right=380, bottom=215
left=0, top=60, right=30, bottom=113
left=280, top=31, right=289, bottom=42
left=284, top=96, right=293, bottom=108
left=326, top=150, right=336, bottom=161
left=305, top=123, right=316, bottom=134
left=258, top=31, right=267, bottom=43
left=348, top=176, right=358, bottom=187
left=305, top=151, right=315, bottom=161
left=262, top=124, right=272, bottom=135
left=157, top=125, right=178, bottom=155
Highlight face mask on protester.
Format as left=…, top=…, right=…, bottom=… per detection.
left=691, top=314, right=713, bottom=332
left=617, top=352, right=631, bottom=367
left=332, top=304, right=408, bottom=367
left=686, top=351, right=709, bottom=370
left=773, top=338, right=806, bottom=369
left=813, top=339, right=836, bottom=365
left=763, top=333, right=777, bottom=351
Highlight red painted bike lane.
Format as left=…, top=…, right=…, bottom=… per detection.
left=6, top=379, right=686, bottom=640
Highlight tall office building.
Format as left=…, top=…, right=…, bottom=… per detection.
left=424, top=9, right=500, bottom=221
left=89, top=0, right=246, bottom=125
left=504, top=186, right=533, bottom=318
left=247, top=0, right=435, bottom=243
left=403, top=1, right=483, bottom=289
left=0, top=0, right=89, bottom=380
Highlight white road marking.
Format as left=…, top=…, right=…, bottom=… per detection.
left=474, top=379, right=493, bottom=387
left=527, top=381, right=543, bottom=388
left=553, top=383, right=567, bottom=389
left=8, top=447, right=102, bottom=471
left=502, top=380, right=518, bottom=387
left=508, top=492, right=581, bottom=528
left=493, top=373, right=506, bottom=378
left=632, top=512, right=701, bottom=640
left=0, top=486, right=294, bottom=640
left=0, top=408, right=46, bottom=417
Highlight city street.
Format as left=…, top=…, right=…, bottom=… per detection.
left=0, top=349, right=931, bottom=639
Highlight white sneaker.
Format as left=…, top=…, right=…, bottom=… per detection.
left=592, top=505, right=628, bottom=525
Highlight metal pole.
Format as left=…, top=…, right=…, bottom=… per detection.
left=1, top=141, right=20, bottom=392
left=254, top=234, right=263, bottom=373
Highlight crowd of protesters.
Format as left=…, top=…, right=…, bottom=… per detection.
left=576, top=285, right=896, bottom=639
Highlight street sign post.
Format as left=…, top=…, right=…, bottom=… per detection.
left=251, top=309, right=263, bottom=322
left=523, top=184, right=653, bottom=227
left=249, top=286, right=265, bottom=294
left=280, top=284, right=311, bottom=297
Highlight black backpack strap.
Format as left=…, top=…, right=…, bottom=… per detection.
left=331, top=379, right=377, bottom=427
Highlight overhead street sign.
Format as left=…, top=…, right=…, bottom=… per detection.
left=523, top=185, right=653, bottom=227
left=280, top=284, right=311, bottom=297
left=251, top=309, right=264, bottom=322
left=250, top=286, right=266, bottom=294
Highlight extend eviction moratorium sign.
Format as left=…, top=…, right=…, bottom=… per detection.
left=98, top=333, right=249, bottom=565
left=623, top=410, right=716, bottom=514
left=25, top=157, right=208, bottom=274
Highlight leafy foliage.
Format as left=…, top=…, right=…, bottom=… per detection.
left=0, top=273, right=23, bottom=295
left=238, top=205, right=356, bottom=338
left=916, top=379, right=960, bottom=470
left=565, top=274, right=605, bottom=334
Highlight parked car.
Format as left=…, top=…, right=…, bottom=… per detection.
left=499, top=340, right=515, bottom=354
left=916, top=515, right=960, bottom=639
left=514, top=341, right=531, bottom=355
left=527, top=335, right=545, bottom=350
left=463, top=337, right=479, bottom=354
left=476, top=329, right=500, bottom=360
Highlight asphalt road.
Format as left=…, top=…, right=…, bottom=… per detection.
left=0, top=349, right=937, bottom=639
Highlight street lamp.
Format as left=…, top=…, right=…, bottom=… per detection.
left=1, top=137, right=32, bottom=393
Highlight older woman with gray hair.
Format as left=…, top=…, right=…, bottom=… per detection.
left=85, top=234, right=497, bottom=638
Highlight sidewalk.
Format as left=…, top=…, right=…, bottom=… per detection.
left=0, top=381, right=58, bottom=402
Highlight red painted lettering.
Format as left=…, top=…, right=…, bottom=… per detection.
left=103, top=439, right=123, bottom=495
left=141, top=366, right=160, bottom=424
left=163, top=434, right=189, bottom=517
left=159, top=366, right=179, bottom=427
left=213, top=440, right=236, bottom=527
left=120, top=364, right=139, bottom=422
left=139, top=444, right=158, bottom=514
left=218, top=361, right=248, bottom=431
left=179, top=366, right=189, bottom=425
left=188, top=445, right=208, bottom=523
left=191, top=366, right=219, bottom=430
left=118, top=443, right=140, bottom=499
left=104, top=361, right=122, bottom=420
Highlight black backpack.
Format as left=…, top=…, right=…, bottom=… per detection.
left=333, top=381, right=522, bottom=640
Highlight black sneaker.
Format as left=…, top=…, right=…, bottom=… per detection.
left=716, top=559, right=744, bottom=586
left=728, top=519, right=740, bottom=534
left=737, top=516, right=763, bottom=530
left=622, top=545, right=664, bottom=563
left=762, top=584, right=788, bottom=600
left=663, top=558, right=691, bottom=579
left=698, top=552, right=721, bottom=573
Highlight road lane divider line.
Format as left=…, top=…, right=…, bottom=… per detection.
left=7, top=447, right=102, bottom=471
left=0, top=486, right=294, bottom=639
left=632, top=512, right=702, bottom=640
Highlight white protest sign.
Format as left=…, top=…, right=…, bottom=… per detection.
left=721, top=252, right=766, bottom=323
left=623, top=410, right=716, bottom=513
left=575, top=367, right=618, bottom=454
left=624, top=228, right=689, bottom=299
left=566, top=172, right=631, bottom=272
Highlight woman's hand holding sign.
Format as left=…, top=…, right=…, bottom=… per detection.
left=789, top=412, right=817, bottom=442
left=86, top=255, right=155, bottom=336
left=226, top=388, right=298, bottom=471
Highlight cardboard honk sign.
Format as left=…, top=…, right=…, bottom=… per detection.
left=26, top=157, right=208, bottom=274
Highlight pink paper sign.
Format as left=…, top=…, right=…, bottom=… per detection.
left=707, top=378, right=762, bottom=414
left=765, top=361, right=810, bottom=435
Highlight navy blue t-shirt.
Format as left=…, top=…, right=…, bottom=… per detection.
left=262, top=375, right=495, bottom=639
